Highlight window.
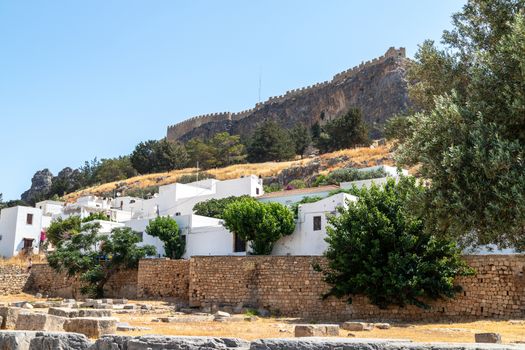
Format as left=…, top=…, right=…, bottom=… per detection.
left=136, top=232, right=144, bottom=242
left=26, top=213, right=33, bottom=225
left=233, top=234, right=246, bottom=253
left=313, top=216, right=322, bottom=231
left=256, top=188, right=260, bottom=195
left=181, top=234, right=187, bottom=245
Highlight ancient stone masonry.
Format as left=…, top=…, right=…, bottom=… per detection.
left=136, top=259, right=189, bottom=301
left=167, top=47, right=409, bottom=141
left=0, top=266, right=30, bottom=295
left=25, top=264, right=138, bottom=299
left=18, top=254, right=525, bottom=321
left=188, top=255, right=525, bottom=321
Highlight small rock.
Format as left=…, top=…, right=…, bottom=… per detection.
left=215, top=311, right=231, bottom=318
left=294, top=324, right=339, bottom=337
left=374, top=322, right=391, bottom=329
left=244, top=316, right=259, bottom=322
left=347, top=333, right=355, bottom=337
left=22, top=303, right=33, bottom=309
left=35, top=293, right=43, bottom=299
left=341, top=321, right=374, bottom=331
left=475, top=333, right=501, bottom=344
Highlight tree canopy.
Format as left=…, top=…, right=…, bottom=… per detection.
left=393, top=0, right=525, bottom=249
left=48, top=224, right=155, bottom=297
left=192, top=195, right=250, bottom=219
left=222, top=197, right=295, bottom=255
left=186, top=132, right=246, bottom=169
left=319, top=177, right=473, bottom=309
left=314, top=108, right=369, bottom=153
left=246, top=120, right=296, bottom=163
left=131, top=140, right=189, bottom=174
left=145, top=216, right=185, bottom=259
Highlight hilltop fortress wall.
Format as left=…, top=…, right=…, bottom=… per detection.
left=167, top=47, right=406, bottom=141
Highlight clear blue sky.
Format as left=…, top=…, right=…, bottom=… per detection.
left=0, top=1, right=464, bottom=200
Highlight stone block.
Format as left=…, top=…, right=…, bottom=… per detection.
left=15, top=312, right=68, bottom=332
left=374, top=322, right=391, bottom=329
left=341, top=321, right=374, bottom=331
left=0, top=307, right=23, bottom=330
left=294, top=324, right=339, bottom=337
left=113, top=299, right=128, bottom=305
left=92, top=335, right=249, bottom=350
left=64, top=317, right=118, bottom=338
left=48, top=307, right=112, bottom=318
left=0, top=330, right=92, bottom=350
left=475, top=332, right=502, bottom=343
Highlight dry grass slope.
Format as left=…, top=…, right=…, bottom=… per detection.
left=63, top=145, right=392, bottom=202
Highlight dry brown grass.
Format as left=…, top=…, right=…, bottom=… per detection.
left=0, top=294, right=523, bottom=343
left=0, top=254, right=46, bottom=266
left=114, top=307, right=525, bottom=343
left=62, top=145, right=392, bottom=202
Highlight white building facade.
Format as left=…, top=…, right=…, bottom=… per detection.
left=0, top=206, right=43, bottom=258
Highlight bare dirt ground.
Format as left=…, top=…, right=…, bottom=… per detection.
left=1, top=294, right=524, bottom=343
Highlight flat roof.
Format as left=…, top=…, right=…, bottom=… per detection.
left=259, top=185, right=339, bottom=199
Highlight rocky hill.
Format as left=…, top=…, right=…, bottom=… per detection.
left=62, top=144, right=393, bottom=202
left=167, top=47, right=409, bottom=141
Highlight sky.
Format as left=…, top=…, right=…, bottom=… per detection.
left=0, top=1, right=465, bottom=200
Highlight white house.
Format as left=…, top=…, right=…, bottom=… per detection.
left=0, top=206, right=43, bottom=258
left=124, top=176, right=264, bottom=219
left=272, top=192, right=357, bottom=256
left=124, top=213, right=245, bottom=258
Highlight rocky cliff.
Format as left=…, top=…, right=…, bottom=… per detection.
left=167, top=47, right=409, bottom=142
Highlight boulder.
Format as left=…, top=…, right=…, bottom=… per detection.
left=48, top=308, right=112, bottom=318
left=475, top=332, right=502, bottom=344
left=91, top=335, right=249, bottom=350
left=341, top=321, right=374, bottom=331
left=294, top=324, right=340, bottom=337
left=15, top=312, right=67, bottom=332
left=0, top=307, right=23, bottom=330
left=64, top=317, right=118, bottom=338
left=0, top=330, right=92, bottom=350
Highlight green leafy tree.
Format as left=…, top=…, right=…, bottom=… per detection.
left=95, top=156, right=137, bottom=184
left=46, top=216, right=82, bottom=246
left=313, top=167, right=387, bottom=187
left=222, top=197, right=295, bottom=255
left=246, top=120, right=296, bottom=163
left=186, top=132, right=246, bottom=169
left=395, top=0, right=525, bottom=249
left=319, top=177, right=473, bottom=309
left=48, top=224, right=155, bottom=297
left=290, top=124, right=312, bottom=158
left=316, top=108, right=369, bottom=153
left=46, top=213, right=111, bottom=246
left=145, top=216, right=185, bottom=259
left=131, top=140, right=189, bottom=174
left=193, top=195, right=250, bottom=219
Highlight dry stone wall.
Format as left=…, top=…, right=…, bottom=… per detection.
left=26, top=264, right=138, bottom=299
left=188, top=255, right=525, bottom=321
left=0, top=265, right=30, bottom=295
left=136, top=259, right=189, bottom=301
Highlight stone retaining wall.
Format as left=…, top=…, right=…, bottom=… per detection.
left=188, top=255, right=525, bottom=321
left=26, top=264, right=138, bottom=299
left=0, top=265, right=30, bottom=295
left=136, top=259, right=189, bottom=301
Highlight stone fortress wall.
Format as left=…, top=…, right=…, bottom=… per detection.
left=5, top=251, right=523, bottom=321
left=166, top=47, right=406, bottom=141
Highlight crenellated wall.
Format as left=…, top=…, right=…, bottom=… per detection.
left=166, top=47, right=407, bottom=141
